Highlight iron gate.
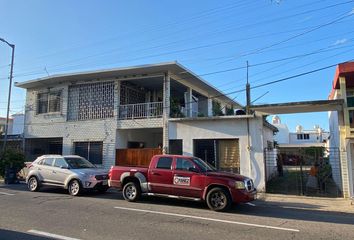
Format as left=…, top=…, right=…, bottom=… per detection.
left=265, top=147, right=343, bottom=198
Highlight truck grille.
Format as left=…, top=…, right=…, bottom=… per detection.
left=95, top=174, right=108, bottom=180
left=245, top=179, right=254, bottom=192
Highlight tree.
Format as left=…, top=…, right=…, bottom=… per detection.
left=212, top=101, right=224, bottom=116
left=0, top=149, right=25, bottom=177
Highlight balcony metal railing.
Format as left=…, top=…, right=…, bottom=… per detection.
left=118, top=101, right=163, bottom=120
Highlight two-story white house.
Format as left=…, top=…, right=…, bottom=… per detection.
left=16, top=62, right=276, bottom=191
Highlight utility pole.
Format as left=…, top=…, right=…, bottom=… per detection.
left=0, top=38, right=15, bottom=154
left=246, top=61, right=251, bottom=114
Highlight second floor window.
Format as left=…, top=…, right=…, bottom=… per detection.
left=297, top=134, right=310, bottom=140
left=37, top=91, right=61, bottom=114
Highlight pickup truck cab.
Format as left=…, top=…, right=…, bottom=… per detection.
left=109, top=155, right=256, bottom=211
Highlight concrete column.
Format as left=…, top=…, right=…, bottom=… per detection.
left=162, top=73, right=170, bottom=154
left=339, top=76, right=349, bottom=134
left=187, top=87, right=193, bottom=117
left=207, top=98, right=213, bottom=117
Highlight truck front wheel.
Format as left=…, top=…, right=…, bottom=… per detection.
left=206, top=187, right=231, bottom=211
left=122, top=182, right=141, bottom=202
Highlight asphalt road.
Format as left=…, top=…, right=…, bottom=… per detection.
left=0, top=183, right=353, bottom=240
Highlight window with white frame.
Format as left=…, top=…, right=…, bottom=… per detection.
left=37, top=91, right=61, bottom=114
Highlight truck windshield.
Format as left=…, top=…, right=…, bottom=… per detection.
left=192, top=158, right=216, bottom=172
left=65, top=157, right=96, bottom=169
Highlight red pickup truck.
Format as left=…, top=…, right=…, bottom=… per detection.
left=109, top=155, right=256, bottom=211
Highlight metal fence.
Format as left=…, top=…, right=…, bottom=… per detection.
left=118, top=101, right=163, bottom=120
left=265, top=147, right=343, bottom=198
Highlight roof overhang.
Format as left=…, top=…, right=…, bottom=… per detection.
left=251, top=99, right=344, bottom=115
left=15, top=61, right=241, bottom=107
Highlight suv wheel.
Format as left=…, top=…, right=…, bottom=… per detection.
left=27, top=176, right=40, bottom=192
left=68, top=179, right=81, bottom=196
left=122, top=182, right=141, bottom=202
left=206, top=187, right=231, bottom=211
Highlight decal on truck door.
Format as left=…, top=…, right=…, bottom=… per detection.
left=173, top=176, right=191, bottom=186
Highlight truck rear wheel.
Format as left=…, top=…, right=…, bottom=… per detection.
left=206, top=187, right=231, bottom=211
left=122, top=182, right=141, bottom=202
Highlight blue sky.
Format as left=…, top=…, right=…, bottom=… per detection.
left=1, top=0, right=354, bottom=131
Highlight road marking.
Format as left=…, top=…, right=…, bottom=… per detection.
left=28, top=230, right=81, bottom=240
left=114, top=206, right=300, bottom=232
left=246, top=202, right=256, bottom=207
left=0, top=191, right=15, bottom=196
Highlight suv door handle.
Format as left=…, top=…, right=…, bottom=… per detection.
left=52, top=170, right=56, bottom=174
left=151, top=171, right=160, bottom=176
left=38, top=168, right=41, bottom=171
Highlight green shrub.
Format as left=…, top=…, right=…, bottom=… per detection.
left=0, top=149, right=25, bottom=177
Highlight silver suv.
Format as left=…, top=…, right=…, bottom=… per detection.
left=26, top=155, right=109, bottom=196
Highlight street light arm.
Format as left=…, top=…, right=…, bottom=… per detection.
left=0, top=38, right=14, bottom=48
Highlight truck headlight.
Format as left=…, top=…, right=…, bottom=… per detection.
left=235, top=181, right=246, bottom=189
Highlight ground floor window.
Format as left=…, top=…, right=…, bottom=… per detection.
left=169, top=139, right=183, bottom=155
left=25, top=138, right=63, bottom=161
left=74, top=141, right=103, bottom=165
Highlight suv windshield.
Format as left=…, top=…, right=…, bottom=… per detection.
left=192, top=157, right=216, bottom=172
left=65, top=157, right=96, bottom=169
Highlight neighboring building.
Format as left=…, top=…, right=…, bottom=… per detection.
left=328, top=62, right=354, bottom=198
left=11, top=113, right=24, bottom=135
left=272, top=115, right=329, bottom=147
left=0, top=117, right=13, bottom=135
left=271, top=116, right=290, bottom=144
left=0, top=114, right=24, bottom=151
left=16, top=62, right=276, bottom=191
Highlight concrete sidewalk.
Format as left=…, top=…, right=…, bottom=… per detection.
left=256, top=193, right=354, bottom=214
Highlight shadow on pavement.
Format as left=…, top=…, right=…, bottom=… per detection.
left=2, top=183, right=354, bottom=226
left=0, top=229, right=52, bottom=240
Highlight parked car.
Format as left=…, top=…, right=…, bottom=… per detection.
left=26, top=155, right=109, bottom=196
left=109, top=154, right=256, bottom=211
left=17, top=162, right=32, bottom=181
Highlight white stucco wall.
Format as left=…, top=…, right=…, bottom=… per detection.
left=289, top=132, right=329, bottom=144
left=116, top=128, right=162, bottom=149
left=168, top=117, right=267, bottom=191
left=273, top=123, right=289, bottom=144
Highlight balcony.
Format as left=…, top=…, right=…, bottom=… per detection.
left=118, top=102, right=163, bottom=120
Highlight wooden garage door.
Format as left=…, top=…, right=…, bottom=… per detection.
left=218, top=139, right=240, bottom=173
left=116, top=148, right=162, bottom=167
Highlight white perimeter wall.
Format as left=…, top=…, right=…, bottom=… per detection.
left=169, top=117, right=267, bottom=191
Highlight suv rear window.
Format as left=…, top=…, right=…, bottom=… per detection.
left=156, top=157, right=173, bottom=170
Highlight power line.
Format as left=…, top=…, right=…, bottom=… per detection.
left=217, top=10, right=354, bottom=64
left=5, top=1, right=353, bottom=76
